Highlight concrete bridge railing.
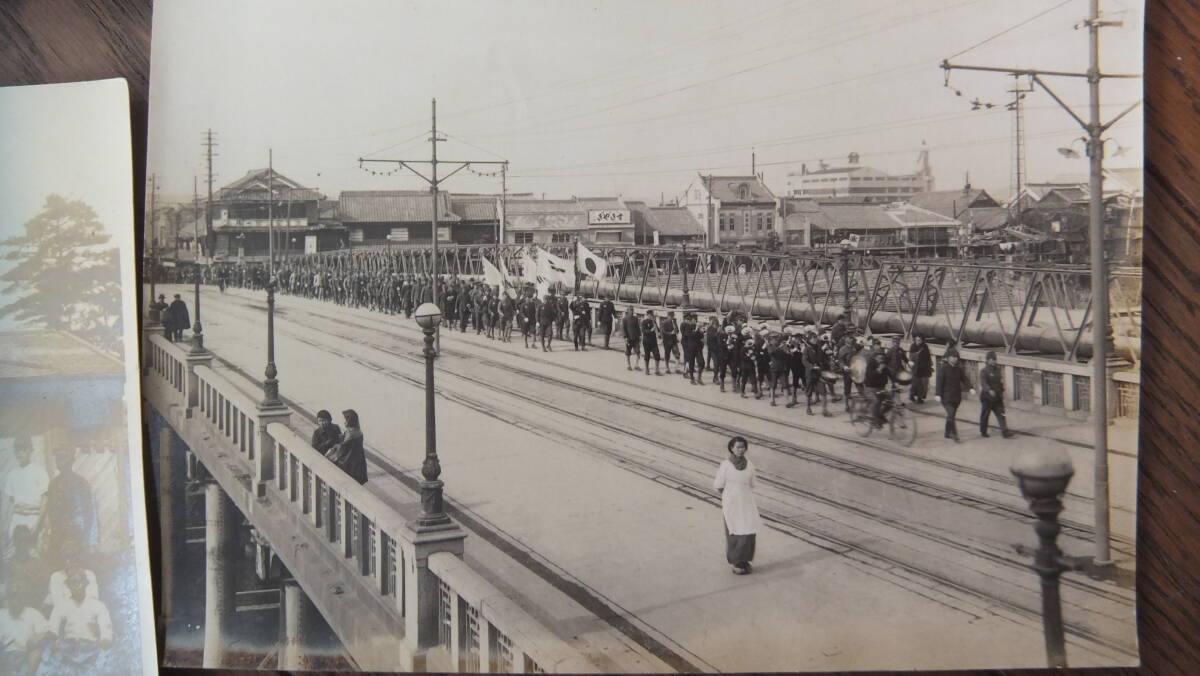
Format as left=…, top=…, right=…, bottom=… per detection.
left=144, top=331, right=594, bottom=672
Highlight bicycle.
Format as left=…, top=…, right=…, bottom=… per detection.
left=847, top=385, right=917, bottom=447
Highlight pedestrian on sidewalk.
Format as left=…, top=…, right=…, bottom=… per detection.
left=327, top=409, right=367, bottom=485
left=934, top=349, right=974, bottom=442
left=712, top=436, right=761, bottom=576
left=979, top=351, right=1016, bottom=438
left=908, top=336, right=932, bottom=403
left=310, top=409, right=342, bottom=456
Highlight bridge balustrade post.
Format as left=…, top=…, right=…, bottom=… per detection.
left=254, top=404, right=291, bottom=498
left=184, top=351, right=214, bottom=416
left=400, top=529, right=466, bottom=671
left=142, top=324, right=165, bottom=375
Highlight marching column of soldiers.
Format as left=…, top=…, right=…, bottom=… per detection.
left=191, top=250, right=1015, bottom=441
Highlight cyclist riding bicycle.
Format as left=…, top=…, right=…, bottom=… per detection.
left=862, top=351, right=893, bottom=428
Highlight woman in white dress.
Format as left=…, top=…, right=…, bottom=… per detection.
left=712, top=436, right=762, bottom=575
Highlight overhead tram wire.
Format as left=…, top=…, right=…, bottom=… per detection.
left=473, top=0, right=992, bottom=141
left=944, top=0, right=1079, bottom=61
left=508, top=120, right=1139, bottom=179
left=379, top=0, right=816, bottom=132
left=510, top=99, right=1135, bottom=175
left=472, top=15, right=1080, bottom=147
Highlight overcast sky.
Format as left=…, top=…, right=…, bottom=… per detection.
left=146, top=0, right=1143, bottom=205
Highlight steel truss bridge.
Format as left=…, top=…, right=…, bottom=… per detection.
left=281, top=244, right=1141, bottom=361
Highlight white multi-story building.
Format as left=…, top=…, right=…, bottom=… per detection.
left=787, top=148, right=935, bottom=202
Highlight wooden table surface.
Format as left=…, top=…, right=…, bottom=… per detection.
left=3, top=1, right=1195, bottom=674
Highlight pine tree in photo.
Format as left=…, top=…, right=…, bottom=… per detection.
left=1, top=194, right=123, bottom=352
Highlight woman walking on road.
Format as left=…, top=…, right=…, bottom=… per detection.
left=712, top=436, right=762, bottom=575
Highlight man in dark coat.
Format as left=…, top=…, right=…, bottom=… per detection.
left=908, top=335, right=933, bottom=403
left=596, top=299, right=616, bottom=349
left=979, top=351, right=1015, bottom=438
left=167, top=294, right=190, bottom=341
left=935, top=349, right=974, bottom=442
left=328, top=409, right=367, bottom=485
left=621, top=305, right=641, bottom=370
left=310, top=409, right=343, bottom=455
left=641, top=309, right=662, bottom=375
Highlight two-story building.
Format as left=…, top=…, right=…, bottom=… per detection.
left=210, top=168, right=331, bottom=260
left=681, top=175, right=779, bottom=247
left=504, top=197, right=635, bottom=245
left=337, top=190, right=460, bottom=247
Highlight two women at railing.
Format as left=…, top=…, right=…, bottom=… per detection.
left=310, top=409, right=367, bottom=485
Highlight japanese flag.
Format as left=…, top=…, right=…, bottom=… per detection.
left=576, top=241, right=608, bottom=278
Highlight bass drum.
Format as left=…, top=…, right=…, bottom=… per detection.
left=849, top=355, right=869, bottom=385
left=821, top=370, right=840, bottom=383
left=894, top=369, right=914, bottom=385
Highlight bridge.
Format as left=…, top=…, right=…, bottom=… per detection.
left=141, top=272, right=1139, bottom=671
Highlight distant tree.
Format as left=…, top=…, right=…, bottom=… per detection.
left=1, top=195, right=122, bottom=351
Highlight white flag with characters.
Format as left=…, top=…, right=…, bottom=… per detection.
left=537, top=247, right=574, bottom=288
left=576, top=241, right=608, bottom=278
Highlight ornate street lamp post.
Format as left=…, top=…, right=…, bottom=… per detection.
left=414, top=302, right=451, bottom=530
left=1011, top=446, right=1076, bottom=668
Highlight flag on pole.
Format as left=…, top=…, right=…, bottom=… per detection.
left=520, top=250, right=539, bottom=286
left=538, top=248, right=574, bottom=287
left=576, top=241, right=608, bottom=278
left=482, top=256, right=518, bottom=298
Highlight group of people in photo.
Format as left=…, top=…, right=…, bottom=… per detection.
left=181, top=257, right=1016, bottom=442
left=1, top=440, right=116, bottom=676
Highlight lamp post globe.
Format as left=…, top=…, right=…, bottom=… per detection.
left=1011, top=446, right=1075, bottom=501
left=414, top=302, right=443, bottom=330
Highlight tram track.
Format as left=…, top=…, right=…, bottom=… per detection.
left=201, top=292, right=1136, bottom=659
left=226, top=290, right=1129, bottom=548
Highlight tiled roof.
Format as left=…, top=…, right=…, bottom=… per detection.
left=338, top=190, right=460, bottom=223
left=450, top=196, right=497, bottom=221
left=907, top=189, right=999, bottom=218
left=506, top=199, right=585, bottom=215
left=702, top=176, right=776, bottom=203
left=0, top=331, right=122, bottom=379
left=814, top=203, right=959, bottom=230
left=963, top=207, right=1009, bottom=231
left=643, top=207, right=703, bottom=237
left=574, top=197, right=626, bottom=210
left=218, top=168, right=321, bottom=202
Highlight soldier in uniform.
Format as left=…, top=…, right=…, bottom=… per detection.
left=712, top=324, right=734, bottom=392
left=621, top=305, right=641, bottom=370
left=499, top=290, right=515, bottom=342
left=540, top=292, right=558, bottom=352
left=521, top=287, right=539, bottom=349
left=767, top=333, right=791, bottom=406
left=556, top=294, right=570, bottom=342
left=640, top=309, right=662, bottom=375
left=596, top=298, right=616, bottom=350
left=570, top=296, right=590, bottom=351
left=660, top=310, right=679, bottom=375
left=803, top=332, right=832, bottom=416
left=680, top=312, right=705, bottom=385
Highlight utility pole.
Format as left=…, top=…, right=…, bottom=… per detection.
left=204, top=129, right=216, bottom=259
left=191, top=175, right=206, bottom=353
left=942, top=0, right=1140, bottom=568
left=359, top=97, right=509, bottom=351
left=1008, top=75, right=1032, bottom=205
left=499, top=161, right=507, bottom=250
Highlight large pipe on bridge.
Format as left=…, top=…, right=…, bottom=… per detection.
left=586, top=280, right=1129, bottom=360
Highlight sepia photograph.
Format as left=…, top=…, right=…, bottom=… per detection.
left=0, top=79, right=158, bottom=676
left=142, top=0, right=1143, bottom=671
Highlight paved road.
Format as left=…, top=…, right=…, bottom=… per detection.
left=159, top=284, right=1138, bottom=672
